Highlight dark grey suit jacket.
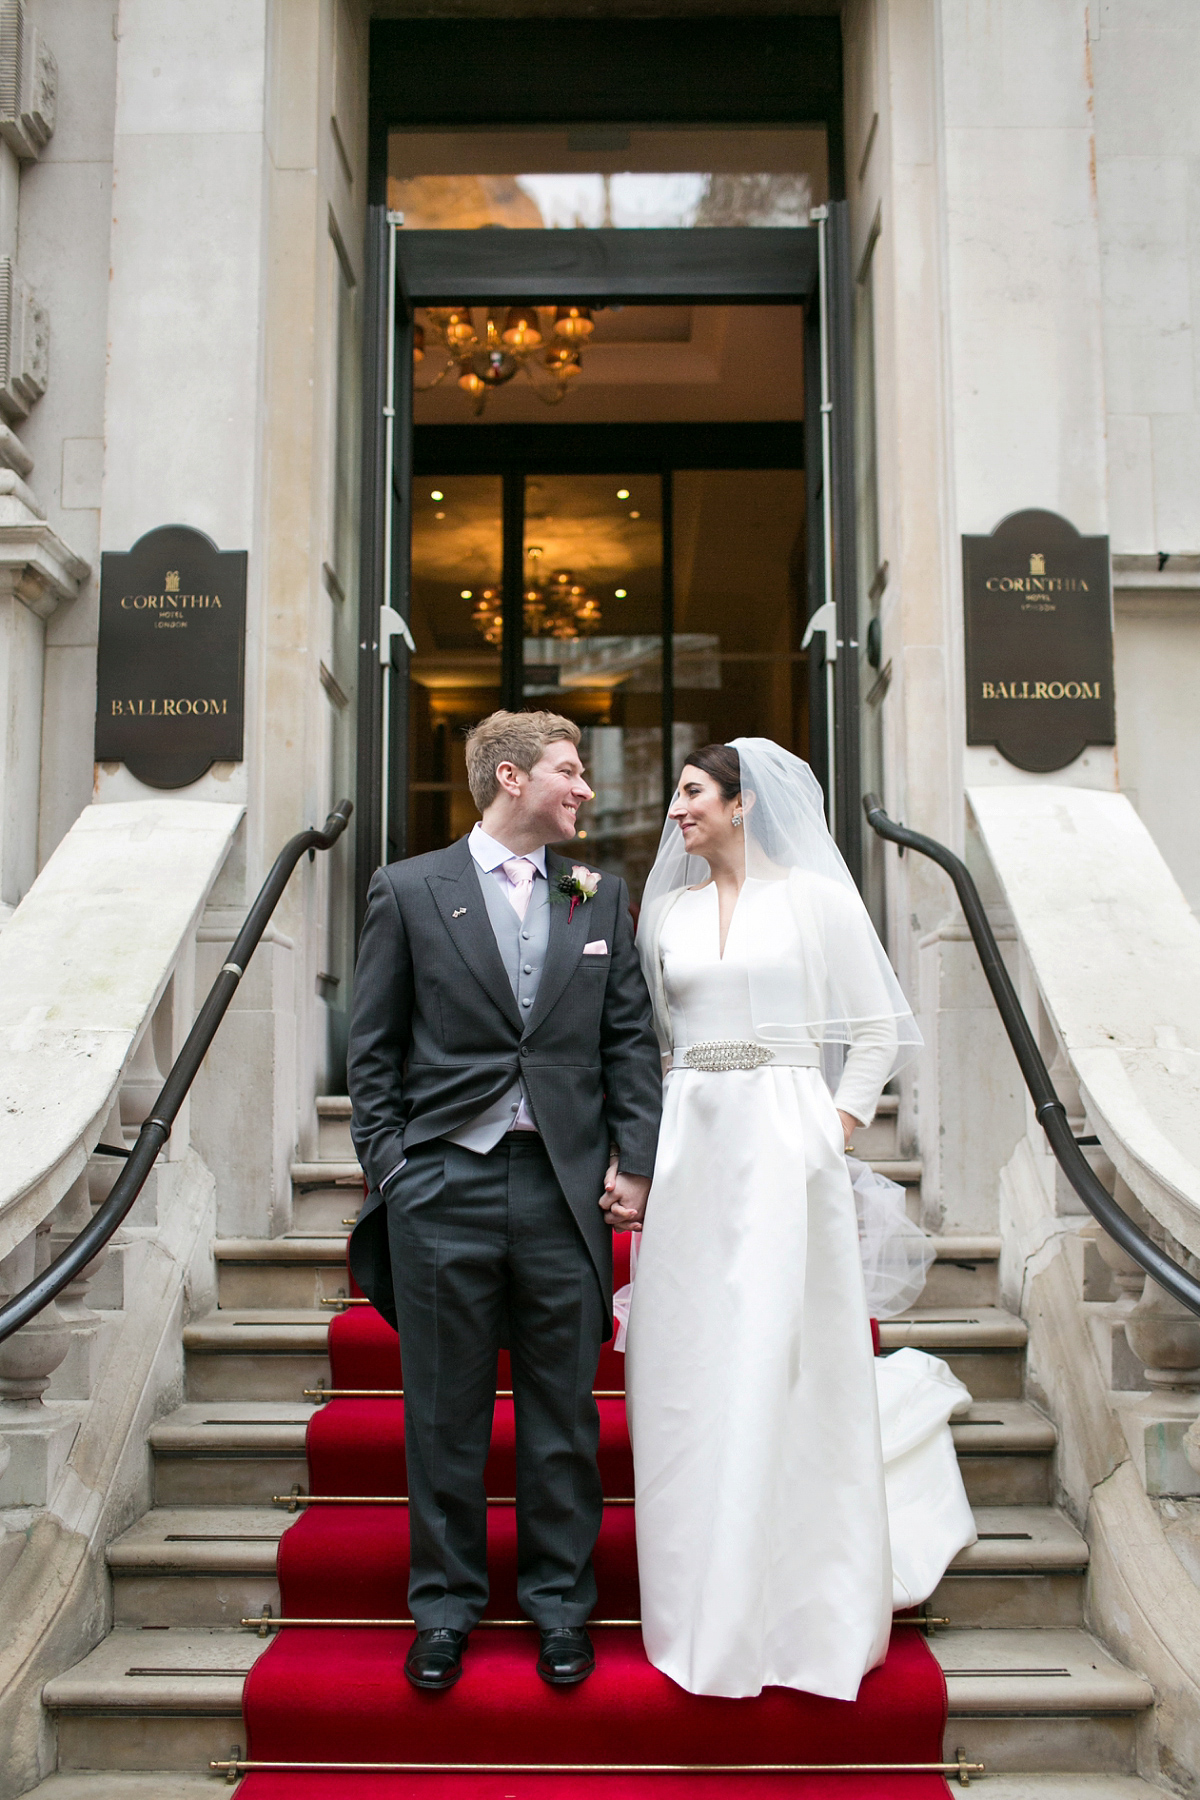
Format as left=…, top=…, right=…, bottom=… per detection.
left=346, top=837, right=662, bottom=1334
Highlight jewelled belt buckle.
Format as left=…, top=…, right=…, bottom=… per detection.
left=683, top=1040, right=775, bottom=1073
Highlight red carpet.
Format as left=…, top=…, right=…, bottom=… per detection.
left=239, top=1235, right=950, bottom=1796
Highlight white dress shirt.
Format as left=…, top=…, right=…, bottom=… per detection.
left=461, top=824, right=545, bottom=1136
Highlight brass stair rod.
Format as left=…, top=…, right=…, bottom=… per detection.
left=212, top=1754, right=985, bottom=1787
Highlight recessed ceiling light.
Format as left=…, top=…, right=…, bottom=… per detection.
left=615, top=588, right=627, bottom=598
left=617, top=488, right=630, bottom=500
left=577, top=830, right=588, bottom=839
left=629, top=510, right=640, bottom=519
left=461, top=590, right=473, bottom=599
left=435, top=511, right=445, bottom=520
left=431, top=489, right=444, bottom=501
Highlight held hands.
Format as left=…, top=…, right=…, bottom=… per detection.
left=600, top=1153, right=652, bottom=1233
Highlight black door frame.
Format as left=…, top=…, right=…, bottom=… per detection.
left=357, top=15, right=856, bottom=931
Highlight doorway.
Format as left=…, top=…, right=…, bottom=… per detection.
left=355, top=17, right=863, bottom=948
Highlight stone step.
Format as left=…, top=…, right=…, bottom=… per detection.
left=842, top=1092, right=899, bottom=1159
left=933, top=1628, right=1154, bottom=1775
left=315, top=1094, right=354, bottom=1162
left=290, top=1159, right=361, bottom=1188
left=108, top=1501, right=1084, bottom=1631
left=23, top=1778, right=220, bottom=1798
left=211, top=1233, right=1003, bottom=1313
left=147, top=1397, right=1054, bottom=1510
left=953, top=1782, right=1174, bottom=1800
left=108, top=1505, right=289, bottom=1627
left=936, top=1505, right=1088, bottom=1629
left=181, top=1304, right=1029, bottom=1404
left=42, top=1624, right=1152, bottom=1776
left=213, top=1237, right=351, bottom=1310
left=880, top=1307, right=1028, bottom=1400
left=291, top=1185, right=360, bottom=1234
left=309, top=1092, right=906, bottom=1171
left=43, top=1627, right=262, bottom=1774
left=17, top=1778, right=1181, bottom=1800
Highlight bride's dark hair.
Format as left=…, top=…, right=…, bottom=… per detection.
left=680, top=742, right=741, bottom=801
left=681, top=742, right=790, bottom=860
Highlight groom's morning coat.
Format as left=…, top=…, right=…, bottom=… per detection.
left=347, top=836, right=662, bottom=1333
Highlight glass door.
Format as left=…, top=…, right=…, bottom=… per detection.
left=407, top=474, right=504, bottom=854
left=405, top=459, right=811, bottom=898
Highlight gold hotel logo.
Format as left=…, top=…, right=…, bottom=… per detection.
left=984, top=551, right=1088, bottom=596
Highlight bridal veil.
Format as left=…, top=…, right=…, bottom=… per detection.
left=637, top=737, right=921, bottom=1082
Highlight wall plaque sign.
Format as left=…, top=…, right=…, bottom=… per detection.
left=963, top=508, right=1115, bottom=774
left=95, top=524, right=247, bottom=789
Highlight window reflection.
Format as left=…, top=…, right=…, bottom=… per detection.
left=388, top=125, right=827, bottom=232
left=392, top=170, right=814, bottom=231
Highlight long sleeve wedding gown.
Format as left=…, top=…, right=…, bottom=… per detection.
left=624, top=878, right=976, bottom=1701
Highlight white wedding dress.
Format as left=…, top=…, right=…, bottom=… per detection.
left=625, top=880, right=976, bottom=1701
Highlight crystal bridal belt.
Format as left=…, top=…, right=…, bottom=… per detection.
left=674, top=1040, right=821, bottom=1073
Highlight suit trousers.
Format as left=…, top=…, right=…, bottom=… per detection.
left=385, top=1133, right=608, bottom=1631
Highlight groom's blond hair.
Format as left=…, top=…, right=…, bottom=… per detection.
left=465, top=710, right=581, bottom=810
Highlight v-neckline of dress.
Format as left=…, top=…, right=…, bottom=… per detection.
left=691, top=879, right=747, bottom=963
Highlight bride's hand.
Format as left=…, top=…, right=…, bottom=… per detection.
left=838, top=1110, right=859, bottom=1149
left=601, top=1168, right=651, bottom=1233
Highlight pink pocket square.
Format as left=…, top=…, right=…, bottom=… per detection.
left=583, top=939, right=609, bottom=955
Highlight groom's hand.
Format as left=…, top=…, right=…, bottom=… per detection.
left=600, top=1167, right=652, bottom=1233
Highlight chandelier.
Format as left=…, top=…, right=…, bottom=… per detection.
left=471, top=549, right=603, bottom=644
left=415, top=305, right=594, bottom=414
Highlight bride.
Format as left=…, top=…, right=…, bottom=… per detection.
left=615, top=739, right=976, bottom=1702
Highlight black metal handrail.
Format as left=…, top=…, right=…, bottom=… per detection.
left=863, top=793, right=1200, bottom=1319
left=0, top=800, right=353, bottom=1347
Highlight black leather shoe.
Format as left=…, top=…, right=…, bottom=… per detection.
left=536, top=1626, right=595, bottom=1686
left=405, top=1627, right=467, bottom=1691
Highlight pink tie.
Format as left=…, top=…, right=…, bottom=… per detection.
left=501, top=857, right=536, bottom=919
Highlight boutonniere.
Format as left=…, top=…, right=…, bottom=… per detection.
left=552, top=864, right=602, bottom=922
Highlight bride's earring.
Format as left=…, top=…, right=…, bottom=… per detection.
left=732, top=813, right=743, bottom=828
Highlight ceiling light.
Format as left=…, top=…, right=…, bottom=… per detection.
left=615, top=588, right=627, bottom=598
left=553, top=304, right=594, bottom=342
left=629, top=510, right=641, bottom=519
left=461, top=590, right=472, bottom=599
left=501, top=306, right=542, bottom=348
left=416, top=304, right=591, bottom=415
left=431, top=489, right=444, bottom=501
left=435, top=511, right=445, bottom=520
left=617, top=488, right=630, bottom=500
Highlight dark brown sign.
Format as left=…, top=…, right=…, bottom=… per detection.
left=963, top=508, right=1114, bottom=774
left=95, top=525, right=247, bottom=789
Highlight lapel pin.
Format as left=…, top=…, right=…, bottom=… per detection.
left=452, top=907, right=467, bottom=918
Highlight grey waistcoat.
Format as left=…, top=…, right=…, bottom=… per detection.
left=442, top=861, right=551, bottom=1152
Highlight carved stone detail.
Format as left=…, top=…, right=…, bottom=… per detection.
left=1124, top=1277, right=1200, bottom=1391
left=0, top=1, right=56, bottom=160
left=0, top=1224, right=71, bottom=1406
left=0, top=256, right=48, bottom=422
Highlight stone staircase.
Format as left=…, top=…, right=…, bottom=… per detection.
left=24, top=1097, right=1172, bottom=1799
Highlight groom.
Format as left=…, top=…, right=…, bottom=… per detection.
left=347, top=710, right=662, bottom=1693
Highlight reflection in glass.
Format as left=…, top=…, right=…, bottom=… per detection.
left=402, top=466, right=809, bottom=903
left=520, top=475, right=663, bottom=893
left=392, top=171, right=815, bottom=231
left=671, top=466, right=808, bottom=793
left=408, top=476, right=504, bottom=855
left=388, top=125, right=828, bottom=231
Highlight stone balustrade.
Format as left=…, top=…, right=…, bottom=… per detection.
left=0, top=799, right=243, bottom=1510
left=968, top=784, right=1200, bottom=1499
